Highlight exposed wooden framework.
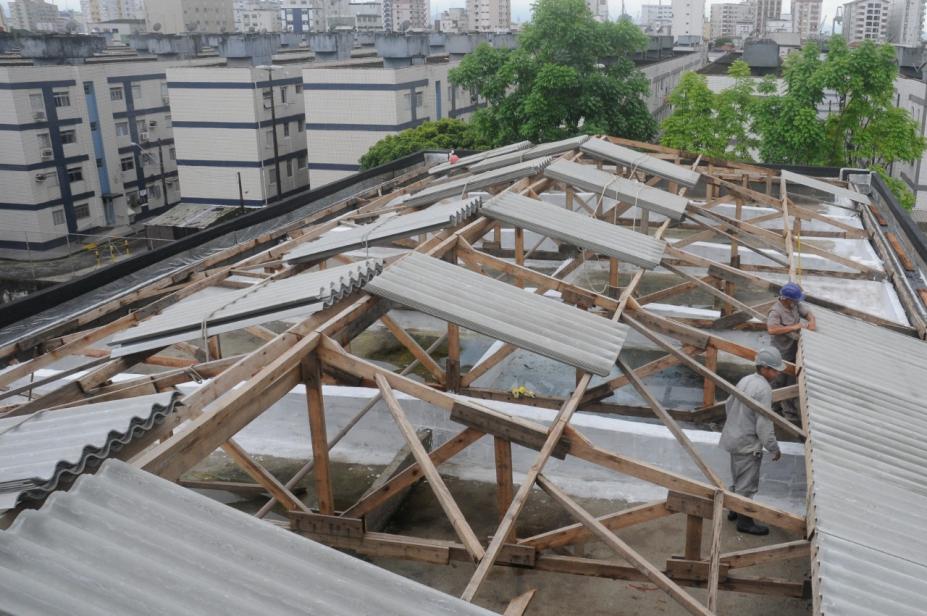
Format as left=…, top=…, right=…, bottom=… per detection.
left=3, top=137, right=920, bottom=615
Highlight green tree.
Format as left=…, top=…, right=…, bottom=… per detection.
left=713, top=37, right=734, bottom=47
left=358, top=119, right=488, bottom=170
left=659, top=60, right=756, bottom=159
left=449, top=0, right=656, bottom=146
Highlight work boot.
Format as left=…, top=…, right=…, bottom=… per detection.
left=727, top=510, right=738, bottom=521
left=736, top=515, right=769, bottom=536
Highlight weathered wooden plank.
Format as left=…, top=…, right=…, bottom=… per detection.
left=518, top=501, right=672, bottom=550
left=706, top=491, right=725, bottom=612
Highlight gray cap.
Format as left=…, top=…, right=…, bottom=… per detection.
left=755, top=346, right=786, bottom=371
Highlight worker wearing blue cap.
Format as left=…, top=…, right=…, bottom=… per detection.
left=766, top=282, right=816, bottom=422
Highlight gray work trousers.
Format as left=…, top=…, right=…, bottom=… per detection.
left=729, top=452, right=762, bottom=499
left=773, top=346, right=799, bottom=422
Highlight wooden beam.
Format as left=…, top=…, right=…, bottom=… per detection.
left=494, top=437, right=515, bottom=540
left=536, top=474, right=712, bottom=616
left=684, top=515, right=703, bottom=561
left=518, top=501, right=672, bottom=550
left=706, top=491, right=725, bottom=612
left=375, top=373, right=485, bottom=561
left=380, top=314, right=445, bottom=384
left=219, top=441, right=311, bottom=513
left=363, top=428, right=433, bottom=532
left=582, top=351, right=687, bottom=405
left=662, top=263, right=765, bottom=321
left=503, top=589, right=537, bottom=616
left=302, top=354, right=334, bottom=515
left=720, top=540, right=811, bottom=569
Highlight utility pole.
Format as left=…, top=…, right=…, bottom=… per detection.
left=238, top=171, right=245, bottom=214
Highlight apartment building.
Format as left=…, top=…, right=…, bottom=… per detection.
left=81, top=0, right=145, bottom=23
left=9, top=0, right=61, bottom=32
left=351, top=1, right=384, bottom=30
left=384, top=0, right=431, bottom=30
left=710, top=2, right=754, bottom=39
left=167, top=66, right=308, bottom=207
left=280, top=0, right=312, bottom=32
left=439, top=7, right=468, bottom=32
left=887, top=0, right=925, bottom=45
left=143, top=0, right=236, bottom=34
left=466, top=0, right=509, bottom=31
left=753, top=0, right=782, bottom=33
left=641, top=47, right=709, bottom=121
left=0, top=58, right=220, bottom=256
left=304, top=58, right=481, bottom=186
left=641, top=4, right=673, bottom=31
left=586, top=0, right=608, bottom=21
left=791, top=0, right=822, bottom=40
left=234, top=0, right=283, bottom=32
left=843, top=0, right=890, bottom=42
left=672, top=0, right=706, bottom=39
left=893, top=73, right=927, bottom=210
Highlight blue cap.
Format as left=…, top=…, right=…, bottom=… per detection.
left=780, top=282, right=804, bottom=301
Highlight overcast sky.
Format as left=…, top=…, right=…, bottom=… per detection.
left=2, top=0, right=843, bottom=31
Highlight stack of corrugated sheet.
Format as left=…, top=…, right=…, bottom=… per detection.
left=285, top=198, right=481, bottom=264
left=0, top=392, right=177, bottom=510
left=544, top=158, right=688, bottom=221
left=482, top=192, right=666, bottom=269
left=427, top=140, right=533, bottom=175
left=580, top=138, right=702, bottom=189
left=0, top=459, right=497, bottom=616
left=467, top=135, right=590, bottom=174
left=109, top=259, right=383, bottom=356
left=800, top=308, right=927, bottom=615
left=365, top=252, right=627, bottom=376
left=405, top=157, right=553, bottom=208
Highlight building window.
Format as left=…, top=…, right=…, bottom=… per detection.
left=60, top=129, right=77, bottom=145
left=96, top=158, right=103, bottom=168
left=169, top=147, right=176, bottom=161
left=52, top=209, right=66, bottom=225
left=262, top=89, right=272, bottom=107
left=53, top=91, right=70, bottom=107
left=131, top=83, right=142, bottom=100
left=268, top=171, right=277, bottom=185
left=286, top=159, right=293, bottom=177
left=149, top=184, right=162, bottom=200
left=38, top=133, right=51, bottom=148
left=136, top=119, right=146, bottom=133
left=280, top=86, right=287, bottom=103
left=74, top=203, right=91, bottom=219
left=90, top=121, right=98, bottom=131
left=67, top=167, right=83, bottom=183
left=283, top=122, right=291, bottom=137
left=110, top=86, right=124, bottom=101
left=265, top=129, right=273, bottom=147
left=121, top=156, right=135, bottom=171
left=116, top=121, right=129, bottom=136
left=298, top=155, right=306, bottom=169
left=29, top=93, right=44, bottom=111
left=295, top=83, right=303, bottom=94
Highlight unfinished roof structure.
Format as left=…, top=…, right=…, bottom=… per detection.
left=0, top=134, right=925, bottom=615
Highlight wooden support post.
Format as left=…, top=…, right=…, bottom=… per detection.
left=494, top=437, right=515, bottom=540
left=375, top=373, right=485, bottom=561
left=503, top=589, right=538, bottom=616
left=684, top=515, right=703, bottom=561
left=707, top=491, right=725, bottom=612
left=537, top=474, right=712, bottom=616
left=703, top=345, right=717, bottom=407
left=447, top=323, right=461, bottom=392
left=302, top=353, right=334, bottom=515
left=514, top=227, right=525, bottom=288
left=380, top=314, right=445, bottom=384
left=207, top=335, right=221, bottom=360
left=518, top=501, right=672, bottom=549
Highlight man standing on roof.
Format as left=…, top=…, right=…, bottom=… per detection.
left=720, top=347, right=784, bottom=536
left=766, top=282, right=816, bottom=422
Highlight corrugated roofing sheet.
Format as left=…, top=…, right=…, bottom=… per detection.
left=109, top=259, right=383, bottom=355
left=580, top=138, right=702, bottom=189
left=800, top=308, right=927, bottom=615
left=365, top=252, right=627, bottom=375
left=782, top=170, right=870, bottom=206
left=544, top=158, right=688, bottom=221
left=467, top=135, right=590, bottom=174
left=0, top=459, right=497, bottom=616
left=405, top=157, right=552, bottom=208
left=482, top=192, right=666, bottom=269
left=428, top=140, right=533, bottom=175
left=284, top=198, right=481, bottom=264
left=0, top=393, right=177, bottom=510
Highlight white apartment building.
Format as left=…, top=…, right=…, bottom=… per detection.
left=439, top=7, right=467, bottom=32
left=888, top=0, right=925, bottom=45
left=351, top=1, right=384, bottom=30
left=9, top=0, right=61, bottom=32
left=81, top=0, right=146, bottom=23
left=0, top=7, right=7, bottom=31
left=143, top=0, right=236, bottom=34
left=753, top=0, right=782, bottom=33
left=384, top=0, right=431, bottom=30
left=0, top=58, right=220, bottom=257
left=710, top=2, right=754, bottom=38
left=791, top=0, right=822, bottom=40
left=466, top=0, right=509, bottom=32
left=671, top=0, right=706, bottom=39
left=892, top=73, right=927, bottom=210
left=641, top=48, right=708, bottom=120
left=304, top=58, right=481, bottom=186
left=843, top=0, right=890, bottom=42
left=167, top=66, right=308, bottom=207
left=280, top=0, right=312, bottom=32
left=234, top=0, right=283, bottom=32
left=641, top=4, right=673, bottom=31
left=587, top=0, right=608, bottom=21
left=767, top=15, right=793, bottom=30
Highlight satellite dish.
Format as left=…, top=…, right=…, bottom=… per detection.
left=153, top=22, right=162, bottom=31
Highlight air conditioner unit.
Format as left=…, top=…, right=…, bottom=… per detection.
left=139, top=131, right=150, bottom=142
left=33, top=111, right=46, bottom=121
left=34, top=173, right=48, bottom=182
left=40, top=148, right=53, bottom=160
left=162, top=96, right=170, bottom=105
left=148, top=119, right=158, bottom=128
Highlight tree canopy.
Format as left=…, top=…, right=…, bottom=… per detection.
left=448, top=0, right=656, bottom=146
left=358, top=119, right=488, bottom=170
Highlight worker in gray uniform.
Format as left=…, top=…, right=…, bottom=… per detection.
left=719, top=347, right=784, bottom=536
left=766, top=282, right=815, bottom=423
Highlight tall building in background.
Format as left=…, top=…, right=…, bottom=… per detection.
left=351, top=1, right=383, bottom=29
left=671, top=0, right=705, bottom=39
left=843, top=0, right=889, bottom=41
left=641, top=3, right=673, bottom=31
left=81, top=0, right=145, bottom=23
left=466, top=0, right=509, bottom=31
left=586, top=0, right=608, bottom=21
left=234, top=0, right=282, bottom=32
left=0, top=6, right=7, bottom=31
left=710, top=2, right=754, bottom=38
left=887, top=0, right=925, bottom=45
left=439, top=7, right=467, bottom=31
left=143, top=0, right=235, bottom=33
left=791, top=0, right=822, bottom=40
left=8, top=0, right=61, bottom=32
left=280, top=0, right=312, bottom=31
left=753, top=0, right=782, bottom=34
